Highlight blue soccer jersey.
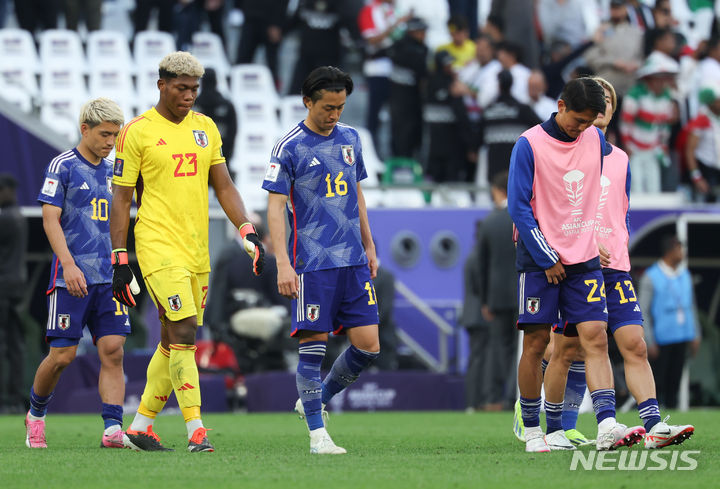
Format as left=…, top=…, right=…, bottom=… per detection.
left=37, top=149, right=115, bottom=291
left=262, top=122, right=369, bottom=273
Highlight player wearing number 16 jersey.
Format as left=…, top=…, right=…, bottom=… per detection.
left=25, top=98, right=129, bottom=449
left=110, top=52, right=264, bottom=452
left=263, top=66, right=380, bottom=455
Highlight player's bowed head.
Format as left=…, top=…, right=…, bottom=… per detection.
left=301, top=66, right=354, bottom=136
left=156, top=51, right=205, bottom=124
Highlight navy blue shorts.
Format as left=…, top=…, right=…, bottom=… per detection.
left=291, top=265, right=380, bottom=337
left=517, top=269, right=608, bottom=329
left=46, top=284, right=131, bottom=347
left=603, top=270, right=644, bottom=333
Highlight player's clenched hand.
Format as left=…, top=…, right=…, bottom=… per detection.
left=111, top=248, right=140, bottom=307
left=63, top=262, right=88, bottom=298
left=277, top=261, right=299, bottom=299
left=239, top=222, right=265, bottom=275
left=598, top=243, right=611, bottom=268
left=544, top=261, right=566, bottom=285
left=365, top=245, right=378, bottom=280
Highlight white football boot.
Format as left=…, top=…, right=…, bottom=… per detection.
left=309, top=427, right=346, bottom=454
left=545, top=429, right=577, bottom=450
left=644, top=416, right=694, bottom=449
left=596, top=421, right=646, bottom=451
left=524, top=426, right=550, bottom=453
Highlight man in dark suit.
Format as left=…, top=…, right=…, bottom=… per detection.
left=477, top=171, right=517, bottom=410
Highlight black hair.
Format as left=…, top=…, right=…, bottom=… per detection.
left=644, top=27, right=675, bottom=56
left=498, top=69, right=513, bottom=94
left=660, top=235, right=681, bottom=256
left=448, top=14, right=469, bottom=31
left=560, top=77, right=606, bottom=114
left=485, top=14, right=504, bottom=34
left=0, top=173, right=17, bottom=189
left=491, top=171, right=509, bottom=193
left=496, top=41, right=523, bottom=62
left=301, top=66, right=354, bottom=103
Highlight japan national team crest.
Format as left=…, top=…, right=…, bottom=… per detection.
left=193, top=130, right=209, bottom=148
left=306, top=304, right=320, bottom=322
left=168, top=294, right=182, bottom=312
left=341, top=145, right=355, bottom=166
left=106, top=177, right=113, bottom=194
left=58, top=314, right=70, bottom=330
left=526, top=297, right=540, bottom=315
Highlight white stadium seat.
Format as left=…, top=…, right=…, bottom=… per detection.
left=1, top=85, right=33, bottom=113
left=40, top=66, right=87, bottom=100
left=355, top=126, right=383, bottom=186
left=38, top=29, right=87, bottom=73
left=86, top=30, right=134, bottom=73
left=41, top=94, right=86, bottom=142
left=135, top=66, right=160, bottom=113
left=230, top=64, right=278, bottom=106
left=88, top=67, right=137, bottom=120
left=279, top=95, right=306, bottom=132
left=133, top=31, right=176, bottom=70
left=0, top=28, right=40, bottom=73
left=190, top=32, right=230, bottom=95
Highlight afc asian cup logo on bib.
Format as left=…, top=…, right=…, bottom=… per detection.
left=341, top=145, right=355, bottom=166
left=58, top=314, right=70, bottom=330
left=306, top=304, right=320, bottom=322
left=526, top=297, right=540, bottom=315
left=563, top=169, right=585, bottom=216
left=168, top=294, right=182, bottom=312
left=193, top=130, right=209, bottom=148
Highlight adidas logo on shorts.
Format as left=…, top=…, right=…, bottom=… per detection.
left=633, top=304, right=641, bottom=312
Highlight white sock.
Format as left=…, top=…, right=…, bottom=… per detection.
left=27, top=413, right=45, bottom=421
left=129, top=412, right=155, bottom=432
left=186, top=418, right=203, bottom=439
left=525, top=426, right=543, bottom=435
left=104, top=424, right=122, bottom=436
left=598, top=417, right=617, bottom=431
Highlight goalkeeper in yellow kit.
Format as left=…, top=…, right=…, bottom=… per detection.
left=109, top=51, right=264, bottom=452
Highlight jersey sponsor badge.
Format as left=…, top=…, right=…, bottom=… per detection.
left=526, top=297, right=540, bottom=315
left=58, top=314, right=70, bottom=330
left=265, top=162, right=280, bottom=182
left=168, top=294, right=182, bottom=312
left=306, top=304, right=320, bottom=322
left=193, top=130, right=209, bottom=148
left=106, top=177, right=113, bottom=194
left=341, top=145, right=355, bottom=166
left=114, top=158, right=124, bottom=176
left=41, top=177, right=59, bottom=197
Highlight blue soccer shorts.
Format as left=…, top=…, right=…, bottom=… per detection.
left=517, top=269, right=608, bottom=331
left=603, top=270, right=644, bottom=333
left=46, top=284, right=131, bottom=347
left=291, top=264, right=380, bottom=337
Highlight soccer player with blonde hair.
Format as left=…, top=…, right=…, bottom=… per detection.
left=110, top=51, right=264, bottom=452
left=26, top=98, right=127, bottom=449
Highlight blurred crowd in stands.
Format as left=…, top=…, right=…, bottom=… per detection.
left=2, top=0, right=720, bottom=200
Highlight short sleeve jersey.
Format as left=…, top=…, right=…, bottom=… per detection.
left=37, top=149, right=114, bottom=291
left=262, top=122, right=368, bottom=273
left=113, top=107, right=225, bottom=275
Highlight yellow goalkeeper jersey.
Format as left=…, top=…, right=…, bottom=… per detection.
left=113, top=107, right=225, bottom=275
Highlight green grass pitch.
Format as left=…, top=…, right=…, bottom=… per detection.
left=1, top=410, right=718, bottom=489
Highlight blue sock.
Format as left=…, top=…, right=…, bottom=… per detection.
left=520, top=396, right=542, bottom=428
left=29, top=386, right=53, bottom=418
left=541, top=358, right=548, bottom=377
left=297, top=341, right=326, bottom=431
left=590, top=388, right=616, bottom=424
left=101, top=403, right=123, bottom=430
left=544, top=400, right=564, bottom=433
left=321, top=345, right=379, bottom=405
left=562, top=361, right=586, bottom=431
left=637, top=398, right=662, bottom=432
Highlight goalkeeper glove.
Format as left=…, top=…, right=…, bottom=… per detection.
left=239, top=222, right=265, bottom=275
left=111, top=248, right=140, bottom=307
